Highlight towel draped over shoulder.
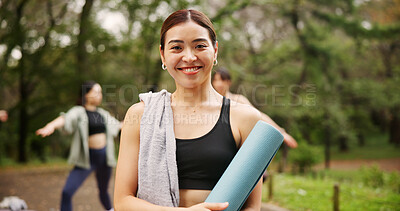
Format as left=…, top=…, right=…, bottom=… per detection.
left=137, top=89, right=179, bottom=207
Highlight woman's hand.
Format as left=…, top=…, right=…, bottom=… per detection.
left=0, top=110, right=8, bottom=122
left=36, top=116, right=65, bottom=138
left=36, top=124, right=55, bottom=137
left=187, top=202, right=229, bottom=211
left=283, top=132, right=298, bottom=148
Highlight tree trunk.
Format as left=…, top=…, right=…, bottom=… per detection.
left=338, top=135, right=348, bottom=152
left=379, top=43, right=394, bottom=78
left=289, top=0, right=308, bottom=87
left=370, top=109, right=389, bottom=132
left=278, top=144, right=288, bottom=173
left=14, top=0, right=29, bottom=163
left=357, top=133, right=365, bottom=147
left=389, top=109, right=400, bottom=146
left=18, top=58, right=28, bottom=163
left=324, top=120, right=331, bottom=169
left=77, top=0, right=94, bottom=80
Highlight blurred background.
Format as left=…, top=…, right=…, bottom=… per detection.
left=0, top=0, right=399, bottom=210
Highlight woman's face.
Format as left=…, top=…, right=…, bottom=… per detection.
left=212, top=73, right=230, bottom=95
left=85, top=84, right=103, bottom=106
left=160, top=21, right=218, bottom=89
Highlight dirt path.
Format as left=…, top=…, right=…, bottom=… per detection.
left=315, top=158, right=400, bottom=172
left=1, top=158, right=399, bottom=211
left=0, top=165, right=113, bottom=211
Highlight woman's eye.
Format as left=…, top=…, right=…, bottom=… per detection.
left=171, top=46, right=181, bottom=50
left=196, top=44, right=206, bottom=49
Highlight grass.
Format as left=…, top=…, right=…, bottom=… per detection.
left=262, top=170, right=400, bottom=211
left=330, top=133, right=400, bottom=160
left=264, top=132, right=400, bottom=210
left=0, top=157, right=70, bottom=170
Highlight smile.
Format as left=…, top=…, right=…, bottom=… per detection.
left=178, top=66, right=202, bottom=75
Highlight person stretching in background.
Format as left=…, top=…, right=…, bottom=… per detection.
left=36, top=81, right=120, bottom=211
left=212, top=67, right=298, bottom=148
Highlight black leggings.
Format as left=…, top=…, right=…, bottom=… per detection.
left=61, top=147, right=112, bottom=211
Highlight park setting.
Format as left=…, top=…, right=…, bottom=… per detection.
left=1, top=0, right=400, bottom=210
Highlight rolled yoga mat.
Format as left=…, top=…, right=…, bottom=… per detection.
left=205, top=120, right=284, bottom=211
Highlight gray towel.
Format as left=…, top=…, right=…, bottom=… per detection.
left=137, top=89, right=179, bottom=207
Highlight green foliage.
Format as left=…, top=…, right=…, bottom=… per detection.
left=330, top=132, right=400, bottom=160
left=342, top=77, right=400, bottom=110
left=361, top=165, right=385, bottom=188
left=1, top=0, right=399, bottom=163
left=360, top=165, right=400, bottom=193
left=289, top=142, right=323, bottom=173
left=311, top=9, right=400, bottom=40
left=387, top=171, right=400, bottom=193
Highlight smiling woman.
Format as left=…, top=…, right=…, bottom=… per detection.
left=114, top=9, right=263, bottom=211
left=158, top=9, right=218, bottom=89
left=160, top=20, right=217, bottom=88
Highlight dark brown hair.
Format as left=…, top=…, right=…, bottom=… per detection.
left=160, top=9, right=217, bottom=50
left=212, top=67, right=231, bottom=81
left=76, top=80, right=97, bottom=105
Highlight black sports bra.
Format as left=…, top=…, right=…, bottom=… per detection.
left=176, top=97, right=238, bottom=190
left=86, top=110, right=106, bottom=136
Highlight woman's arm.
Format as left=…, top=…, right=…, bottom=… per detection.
left=233, top=94, right=297, bottom=148
left=36, top=116, right=65, bottom=137
left=241, top=180, right=263, bottom=211
left=114, top=102, right=151, bottom=210
left=36, top=106, right=83, bottom=137
left=232, top=104, right=263, bottom=211
left=259, top=113, right=297, bottom=148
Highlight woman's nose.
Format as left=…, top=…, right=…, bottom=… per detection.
left=182, top=49, right=197, bottom=63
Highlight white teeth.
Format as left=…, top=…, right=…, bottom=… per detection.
left=182, top=67, right=198, bottom=72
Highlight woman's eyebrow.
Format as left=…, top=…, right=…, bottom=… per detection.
left=167, top=38, right=208, bottom=45
left=192, top=38, right=208, bottom=43
left=168, top=40, right=184, bottom=44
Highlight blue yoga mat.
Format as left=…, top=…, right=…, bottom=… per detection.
left=205, top=121, right=283, bottom=211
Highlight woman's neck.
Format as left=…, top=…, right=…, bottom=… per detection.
left=84, top=104, right=97, bottom=111
left=172, top=83, right=220, bottom=107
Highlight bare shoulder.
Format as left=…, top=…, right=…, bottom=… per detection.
left=127, top=101, right=145, bottom=115
left=123, top=101, right=145, bottom=127
left=230, top=101, right=261, bottom=146
left=235, top=94, right=252, bottom=105
left=231, top=102, right=261, bottom=124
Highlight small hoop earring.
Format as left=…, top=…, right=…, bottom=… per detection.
left=162, top=63, right=167, bottom=70
left=213, top=59, right=218, bottom=66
